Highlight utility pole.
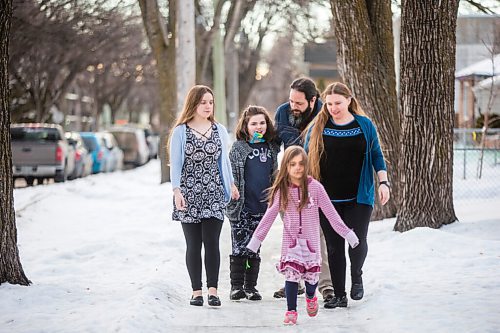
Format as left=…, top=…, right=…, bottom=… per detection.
left=226, top=46, right=239, bottom=132
left=176, top=0, right=196, bottom=112
left=212, top=0, right=227, bottom=126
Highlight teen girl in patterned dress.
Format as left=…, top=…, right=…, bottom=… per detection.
left=169, top=85, right=239, bottom=307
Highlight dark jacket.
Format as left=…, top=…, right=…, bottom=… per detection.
left=274, top=99, right=323, bottom=148
left=225, top=140, right=280, bottom=222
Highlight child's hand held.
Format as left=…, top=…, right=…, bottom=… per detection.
left=231, top=183, right=240, bottom=200
left=246, top=237, right=261, bottom=253
left=346, top=230, right=359, bottom=249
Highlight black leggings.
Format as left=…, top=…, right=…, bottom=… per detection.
left=181, top=218, right=223, bottom=291
left=320, top=201, right=373, bottom=297
left=285, top=281, right=317, bottom=311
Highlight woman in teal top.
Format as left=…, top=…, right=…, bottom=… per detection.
left=304, top=82, right=390, bottom=309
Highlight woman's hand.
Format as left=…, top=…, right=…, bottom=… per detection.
left=378, top=183, right=390, bottom=205
left=231, top=183, right=240, bottom=200
left=173, top=188, right=187, bottom=210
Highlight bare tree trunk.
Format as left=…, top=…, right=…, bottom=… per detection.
left=223, top=0, right=245, bottom=130
left=395, top=0, right=459, bottom=232
left=477, top=112, right=489, bottom=178
left=0, top=0, right=30, bottom=286
left=329, top=0, right=401, bottom=220
left=195, top=0, right=226, bottom=85
left=176, top=0, right=195, bottom=112
left=138, top=0, right=177, bottom=183
left=225, top=46, right=239, bottom=132
left=74, top=84, right=82, bottom=131
left=94, top=98, right=101, bottom=131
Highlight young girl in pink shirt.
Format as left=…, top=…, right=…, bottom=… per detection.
left=246, top=146, right=359, bottom=325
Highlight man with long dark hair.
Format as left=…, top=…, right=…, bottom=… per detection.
left=275, top=77, right=322, bottom=148
left=273, top=78, right=334, bottom=302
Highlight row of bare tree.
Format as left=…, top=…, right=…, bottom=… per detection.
left=9, top=0, right=158, bottom=126
left=9, top=0, right=324, bottom=157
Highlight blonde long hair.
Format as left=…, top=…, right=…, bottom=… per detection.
left=167, top=85, right=215, bottom=159
left=306, top=82, right=366, bottom=180
left=267, top=146, right=309, bottom=212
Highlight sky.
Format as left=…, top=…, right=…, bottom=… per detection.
left=1, top=160, right=499, bottom=332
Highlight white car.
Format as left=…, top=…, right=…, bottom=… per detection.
left=97, top=132, right=124, bottom=172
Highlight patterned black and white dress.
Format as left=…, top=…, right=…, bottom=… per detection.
left=172, top=124, right=225, bottom=223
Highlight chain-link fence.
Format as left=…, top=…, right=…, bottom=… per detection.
left=453, top=128, right=500, bottom=200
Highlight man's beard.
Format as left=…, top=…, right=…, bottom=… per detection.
left=291, top=105, right=311, bottom=118
left=290, top=105, right=312, bottom=129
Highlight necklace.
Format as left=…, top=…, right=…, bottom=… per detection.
left=190, top=124, right=212, bottom=139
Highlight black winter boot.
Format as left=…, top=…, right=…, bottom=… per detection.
left=244, top=257, right=262, bottom=301
left=229, top=255, right=246, bottom=300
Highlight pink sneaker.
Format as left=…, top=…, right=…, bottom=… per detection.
left=306, top=296, right=318, bottom=317
left=283, top=310, right=298, bottom=325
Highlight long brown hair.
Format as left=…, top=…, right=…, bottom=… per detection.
left=235, top=105, right=276, bottom=142
left=167, top=85, right=215, bottom=160
left=173, top=85, right=215, bottom=127
left=306, top=82, right=366, bottom=180
left=267, top=146, right=309, bottom=212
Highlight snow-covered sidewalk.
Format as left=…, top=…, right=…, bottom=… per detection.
left=2, top=160, right=500, bottom=332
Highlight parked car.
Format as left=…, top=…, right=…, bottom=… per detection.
left=142, top=126, right=159, bottom=160
left=65, top=131, right=93, bottom=179
left=121, top=124, right=158, bottom=160
left=10, top=123, right=75, bottom=184
left=146, top=131, right=159, bottom=159
left=97, top=132, right=124, bottom=172
left=108, top=127, right=149, bottom=167
left=80, top=132, right=108, bottom=174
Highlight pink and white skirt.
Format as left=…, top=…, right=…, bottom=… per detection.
left=277, top=238, right=321, bottom=284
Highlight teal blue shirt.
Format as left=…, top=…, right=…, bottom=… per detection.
left=304, top=114, right=386, bottom=206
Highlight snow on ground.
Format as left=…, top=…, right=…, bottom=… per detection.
left=1, top=160, right=499, bottom=332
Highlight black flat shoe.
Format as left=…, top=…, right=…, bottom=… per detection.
left=208, top=295, right=221, bottom=306
left=190, top=295, right=203, bottom=306
left=324, top=295, right=348, bottom=309
left=350, top=282, right=364, bottom=300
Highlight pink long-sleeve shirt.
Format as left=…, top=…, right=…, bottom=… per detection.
left=247, top=177, right=359, bottom=263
